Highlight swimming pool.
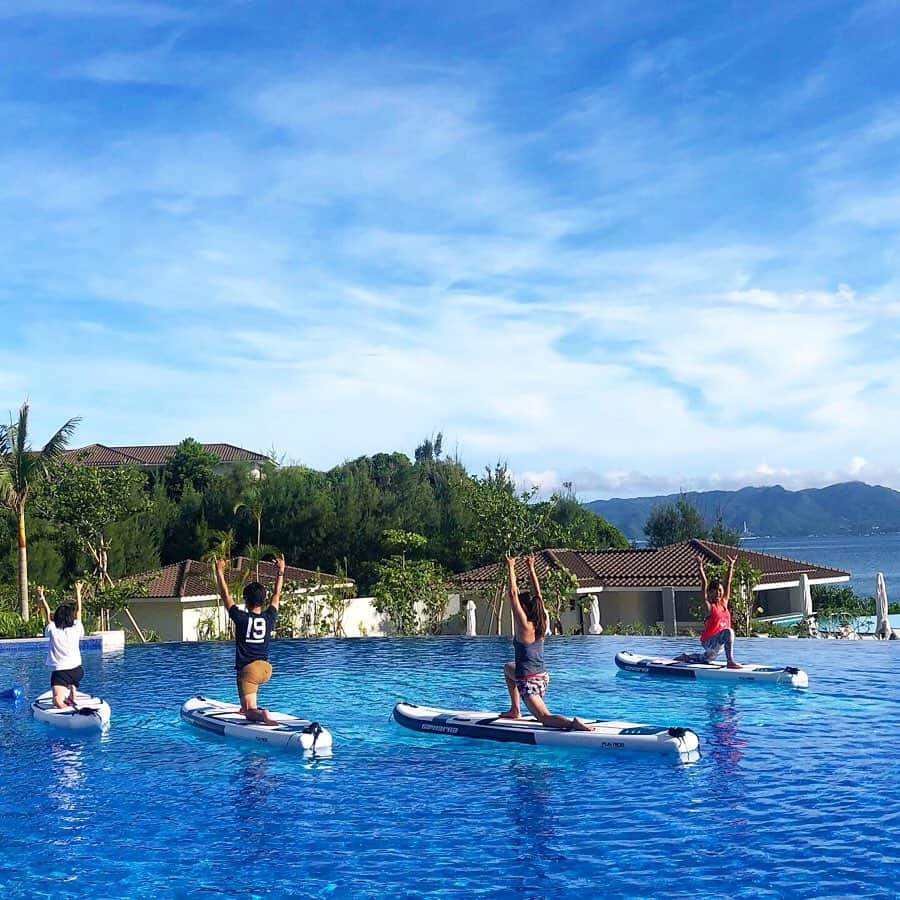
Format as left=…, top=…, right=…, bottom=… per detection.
left=2, top=636, right=898, bottom=897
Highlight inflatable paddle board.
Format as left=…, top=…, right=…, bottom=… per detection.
left=31, top=690, right=110, bottom=731
left=180, top=696, right=332, bottom=757
left=393, top=702, right=699, bottom=757
left=615, top=651, right=809, bottom=688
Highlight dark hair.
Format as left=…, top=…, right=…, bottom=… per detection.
left=517, top=589, right=547, bottom=640
left=707, top=579, right=724, bottom=597
left=53, top=604, right=75, bottom=629
left=243, top=582, right=267, bottom=609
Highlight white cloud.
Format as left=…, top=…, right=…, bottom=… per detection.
left=4, top=16, right=900, bottom=500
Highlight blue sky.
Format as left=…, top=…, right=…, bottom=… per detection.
left=3, top=0, right=900, bottom=499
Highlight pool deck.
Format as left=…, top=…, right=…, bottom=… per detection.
left=0, top=630, right=125, bottom=655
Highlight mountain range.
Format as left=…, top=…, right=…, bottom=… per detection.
left=584, top=481, right=900, bottom=539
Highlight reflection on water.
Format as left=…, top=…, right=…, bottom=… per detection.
left=507, top=762, right=564, bottom=868
left=705, top=688, right=747, bottom=777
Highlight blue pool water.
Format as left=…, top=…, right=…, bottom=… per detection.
left=2, top=636, right=899, bottom=898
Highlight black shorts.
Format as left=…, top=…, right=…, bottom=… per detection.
left=50, top=665, right=83, bottom=689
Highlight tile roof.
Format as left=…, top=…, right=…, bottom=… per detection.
left=453, top=540, right=849, bottom=592
left=128, top=557, right=352, bottom=599
left=64, top=443, right=269, bottom=467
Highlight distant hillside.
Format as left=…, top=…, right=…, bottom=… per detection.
left=584, top=482, right=900, bottom=540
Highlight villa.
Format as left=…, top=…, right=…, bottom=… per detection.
left=453, top=539, right=850, bottom=635
left=63, top=442, right=270, bottom=477
left=115, top=556, right=382, bottom=642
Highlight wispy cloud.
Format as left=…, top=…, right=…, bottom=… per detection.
left=3, top=2, right=900, bottom=499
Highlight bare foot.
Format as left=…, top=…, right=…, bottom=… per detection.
left=569, top=717, right=594, bottom=732
left=726, top=661, right=743, bottom=669
left=499, top=709, right=521, bottom=720
left=675, top=653, right=690, bottom=662
left=245, top=708, right=280, bottom=726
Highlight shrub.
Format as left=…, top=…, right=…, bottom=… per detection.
left=0, top=610, right=45, bottom=638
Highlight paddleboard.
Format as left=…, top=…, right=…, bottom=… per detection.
left=180, top=696, right=332, bottom=756
left=615, top=650, right=809, bottom=688
left=392, top=702, right=699, bottom=757
left=31, top=690, right=110, bottom=731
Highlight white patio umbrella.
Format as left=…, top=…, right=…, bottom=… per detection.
left=466, top=599, right=477, bottom=637
left=587, top=595, right=603, bottom=635
left=875, top=573, right=890, bottom=639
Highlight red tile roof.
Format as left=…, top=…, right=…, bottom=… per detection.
left=65, top=443, right=269, bottom=468
left=129, top=557, right=352, bottom=599
left=453, top=540, right=849, bottom=592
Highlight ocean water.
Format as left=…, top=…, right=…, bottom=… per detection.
left=749, top=533, right=900, bottom=597
left=1, top=636, right=899, bottom=898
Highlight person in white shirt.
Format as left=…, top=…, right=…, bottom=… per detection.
left=36, top=583, right=85, bottom=709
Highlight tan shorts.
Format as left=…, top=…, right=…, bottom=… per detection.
left=237, top=660, right=272, bottom=700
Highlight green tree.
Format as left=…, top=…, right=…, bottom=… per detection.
left=537, top=495, right=629, bottom=550
left=0, top=402, right=79, bottom=618
left=372, top=529, right=448, bottom=635
left=708, top=511, right=742, bottom=547
left=162, top=438, right=218, bottom=501
left=36, top=461, right=150, bottom=587
left=464, top=464, right=559, bottom=563
left=644, top=494, right=709, bottom=547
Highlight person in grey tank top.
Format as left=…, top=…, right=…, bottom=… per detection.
left=500, top=553, right=591, bottom=731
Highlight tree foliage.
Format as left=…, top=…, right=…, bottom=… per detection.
left=162, top=438, right=219, bottom=501
left=36, top=461, right=149, bottom=584
left=645, top=494, right=741, bottom=548
left=0, top=402, right=79, bottom=618
left=372, top=529, right=448, bottom=635
left=0, top=429, right=628, bottom=631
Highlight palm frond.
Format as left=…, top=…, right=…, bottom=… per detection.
left=242, top=542, right=281, bottom=564
left=0, top=471, right=14, bottom=511
left=15, top=402, right=28, bottom=459
left=39, top=416, right=81, bottom=463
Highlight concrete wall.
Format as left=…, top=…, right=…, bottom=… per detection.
left=338, top=597, right=389, bottom=637
left=119, top=594, right=396, bottom=641
left=116, top=597, right=230, bottom=642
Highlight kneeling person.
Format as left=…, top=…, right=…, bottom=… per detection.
left=214, top=556, right=285, bottom=725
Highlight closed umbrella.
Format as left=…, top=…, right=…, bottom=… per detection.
left=799, top=573, right=817, bottom=637
left=588, top=595, right=603, bottom=635
left=466, top=599, right=477, bottom=637
left=875, top=573, right=890, bottom=639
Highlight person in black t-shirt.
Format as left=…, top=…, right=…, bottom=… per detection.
left=214, top=555, right=285, bottom=725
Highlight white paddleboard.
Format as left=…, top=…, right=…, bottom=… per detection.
left=180, top=696, right=332, bottom=756
left=393, top=702, right=699, bottom=757
left=615, top=650, right=809, bottom=688
left=31, top=690, right=110, bottom=731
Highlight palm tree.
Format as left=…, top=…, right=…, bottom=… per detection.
left=234, top=472, right=266, bottom=579
left=0, top=402, right=80, bottom=619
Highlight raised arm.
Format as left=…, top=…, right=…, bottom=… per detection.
left=36, top=585, right=51, bottom=625
left=525, top=553, right=543, bottom=604
left=723, top=555, right=738, bottom=605
left=214, top=558, right=235, bottom=611
left=696, top=554, right=711, bottom=612
left=505, top=554, right=529, bottom=629
left=269, top=555, right=285, bottom=611
left=74, top=581, right=83, bottom=622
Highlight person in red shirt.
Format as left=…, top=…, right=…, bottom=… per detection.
left=676, top=553, right=742, bottom=668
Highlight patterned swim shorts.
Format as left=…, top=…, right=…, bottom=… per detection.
left=701, top=629, right=730, bottom=659
left=516, top=673, right=550, bottom=697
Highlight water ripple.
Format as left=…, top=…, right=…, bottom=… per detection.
left=1, top=635, right=898, bottom=897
